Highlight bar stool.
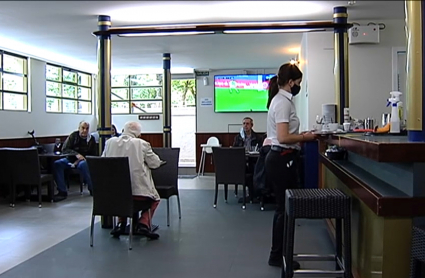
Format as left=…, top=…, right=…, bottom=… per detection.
left=283, top=188, right=351, bottom=278
left=410, top=225, right=425, bottom=278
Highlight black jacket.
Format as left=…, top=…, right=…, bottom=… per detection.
left=232, top=130, right=264, bottom=148
left=62, top=131, right=97, bottom=162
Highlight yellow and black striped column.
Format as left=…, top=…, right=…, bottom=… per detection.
left=405, top=1, right=424, bottom=141
left=162, top=53, right=172, bottom=147
left=333, top=7, right=349, bottom=124
left=96, top=15, right=112, bottom=153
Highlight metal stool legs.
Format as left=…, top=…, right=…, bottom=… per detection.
left=282, top=189, right=351, bottom=278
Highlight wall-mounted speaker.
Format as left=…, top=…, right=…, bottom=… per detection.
left=203, top=77, right=209, bottom=86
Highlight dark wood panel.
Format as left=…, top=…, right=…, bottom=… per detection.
left=195, top=132, right=239, bottom=173
left=320, top=154, right=425, bottom=217
left=0, top=135, right=68, bottom=148
left=139, top=134, right=163, bottom=147
left=0, top=133, right=164, bottom=149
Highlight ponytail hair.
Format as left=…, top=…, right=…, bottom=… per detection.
left=266, top=63, right=303, bottom=109
left=267, top=76, right=279, bottom=109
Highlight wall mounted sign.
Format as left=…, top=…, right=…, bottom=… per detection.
left=200, top=97, right=213, bottom=107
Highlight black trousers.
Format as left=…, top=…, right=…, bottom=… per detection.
left=265, top=148, right=299, bottom=260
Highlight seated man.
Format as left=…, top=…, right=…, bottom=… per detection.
left=233, top=117, right=264, bottom=151
left=53, top=121, right=96, bottom=201
left=103, top=121, right=161, bottom=240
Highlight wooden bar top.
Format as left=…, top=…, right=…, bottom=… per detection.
left=323, top=133, right=425, bottom=162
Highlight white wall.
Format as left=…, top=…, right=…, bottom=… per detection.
left=196, top=68, right=276, bottom=133
left=294, top=34, right=309, bottom=132
left=0, top=58, right=90, bottom=139
left=300, top=20, right=406, bottom=129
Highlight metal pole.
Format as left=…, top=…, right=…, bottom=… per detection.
left=96, top=15, right=112, bottom=154
left=333, top=7, right=349, bottom=124
left=162, top=53, right=172, bottom=147
left=405, top=1, right=424, bottom=141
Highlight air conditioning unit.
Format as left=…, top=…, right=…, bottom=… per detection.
left=348, top=25, right=380, bottom=45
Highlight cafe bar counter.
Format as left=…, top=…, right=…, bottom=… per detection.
left=318, top=133, right=425, bottom=278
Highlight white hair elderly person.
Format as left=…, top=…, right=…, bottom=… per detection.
left=102, top=121, right=162, bottom=240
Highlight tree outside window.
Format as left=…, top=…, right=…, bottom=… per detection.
left=0, top=52, right=28, bottom=111
left=111, top=74, right=163, bottom=114
left=45, top=64, right=92, bottom=114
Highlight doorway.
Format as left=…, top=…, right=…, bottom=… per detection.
left=171, top=79, right=196, bottom=167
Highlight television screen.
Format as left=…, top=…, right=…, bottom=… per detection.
left=214, top=74, right=275, bottom=113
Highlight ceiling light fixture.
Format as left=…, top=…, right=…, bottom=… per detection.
left=118, top=31, right=215, bottom=37
left=222, top=28, right=322, bottom=34
left=290, top=59, right=300, bottom=65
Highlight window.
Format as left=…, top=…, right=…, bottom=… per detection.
left=45, top=64, right=92, bottom=114
left=0, top=51, right=28, bottom=111
left=111, top=74, right=163, bottom=114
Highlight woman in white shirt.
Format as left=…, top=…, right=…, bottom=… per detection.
left=266, top=63, right=317, bottom=268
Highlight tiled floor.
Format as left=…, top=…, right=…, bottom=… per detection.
left=0, top=175, right=217, bottom=275
left=0, top=174, right=334, bottom=278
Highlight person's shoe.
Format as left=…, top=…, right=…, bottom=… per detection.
left=89, top=190, right=93, bottom=196
left=268, top=257, right=300, bottom=270
left=53, top=191, right=67, bottom=202
left=110, top=222, right=126, bottom=238
left=133, top=223, right=159, bottom=240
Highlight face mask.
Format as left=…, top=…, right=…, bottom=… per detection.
left=291, top=84, right=301, bottom=96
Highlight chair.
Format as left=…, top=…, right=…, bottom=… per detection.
left=86, top=156, right=152, bottom=250
left=0, top=148, right=13, bottom=199
left=151, top=147, right=181, bottom=227
left=198, top=136, right=220, bottom=176
left=283, top=189, right=351, bottom=278
left=410, top=225, right=425, bottom=278
left=7, top=147, right=55, bottom=207
left=212, top=147, right=247, bottom=209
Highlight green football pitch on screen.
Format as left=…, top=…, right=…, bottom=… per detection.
left=214, top=87, right=268, bottom=112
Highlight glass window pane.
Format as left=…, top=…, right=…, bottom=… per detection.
left=3, top=93, right=27, bottom=110
left=63, top=84, right=76, bottom=98
left=111, top=88, right=129, bottom=100
left=78, top=73, right=91, bottom=87
left=130, top=74, right=162, bottom=86
left=78, top=87, right=91, bottom=100
left=63, top=99, right=77, bottom=113
left=3, top=54, right=26, bottom=74
left=78, top=101, right=91, bottom=114
left=111, top=101, right=130, bottom=114
left=46, top=81, right=61, bottom=97
left=112, top=75, right=129, bottom=87
left=0, top=55, right=2, bottom=70
left=46, top=65, right=61, bottom=81
left=0, top=92, right=2, bottom=109
left=0, top=72, right=2, bottom=90
left=132, top=101, right=162, bottom=113
left=3, top=73, right=27, bottom=92
left=46, top=98, right=61, bottom=112
left=63, top=70, right=77, bottom=83
left=131, top=88, right=162, bottom=100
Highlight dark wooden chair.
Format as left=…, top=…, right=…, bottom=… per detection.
left=86, top=156, right=152, bottom=250
left=7, top=147, right=55, bottom=207
left=151, top=147, right=181, bottom=227
left=212, top=147, right=247, bottom=209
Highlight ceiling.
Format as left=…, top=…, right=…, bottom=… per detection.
left=0, top=1, right=404, bottom=73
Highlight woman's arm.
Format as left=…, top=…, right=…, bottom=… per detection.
left=276, top=123, right=304, bottom=144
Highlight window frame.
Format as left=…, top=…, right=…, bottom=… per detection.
left=45, top=64, right=93, bottom=114
left=111, top=74, right=163, bottom=115
left=0, top=50, right=29, bottom=112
